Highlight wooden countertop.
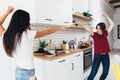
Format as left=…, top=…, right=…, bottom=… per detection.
left=34, top=45, right=94, bottom=61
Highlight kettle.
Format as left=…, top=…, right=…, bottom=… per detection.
left=68, top=40, right=76, bottom=49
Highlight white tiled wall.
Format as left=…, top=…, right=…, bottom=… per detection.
left=31, top=25, right=90, bottom=51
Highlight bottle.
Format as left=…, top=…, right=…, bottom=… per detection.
left=49, top=39, right=55, bottom=50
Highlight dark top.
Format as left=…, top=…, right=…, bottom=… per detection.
left=92, top=31, right=110, bottom=54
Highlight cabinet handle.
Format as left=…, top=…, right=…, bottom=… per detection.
left=76, top=54, right=80, bottom=57
left=45, top=19, right=52, bottom=21
left=71, top=63, right=74, bottom=70
left=64, top=22, right=69, bottom=24
left=58, top=59, right=65, bottom=63
left=84, top=53, right=92, bottom=57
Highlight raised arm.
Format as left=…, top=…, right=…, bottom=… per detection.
left=79, top=21, right=94, bottom=36
left=0, top=6, right=14, bottom=36
left=102, top=13, right=114, bottom=33
left=34, top=26, right=68, bottom=38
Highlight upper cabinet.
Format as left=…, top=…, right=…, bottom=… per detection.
left=58, top=0, right=73, bottom=26
left=34, top=0, right=59, bottom=25
left=72, top=0, right=88, bottom=13
left=2, top=0, right=72, bottom=26
left=31, top=0, right=72, bottom=26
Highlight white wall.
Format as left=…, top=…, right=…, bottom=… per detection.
left=0, top=39, right=16, bottom=80
left=113, top=8, right=120, bottom=49
left=0, top=54, right=16, bottom=80
left=0, top=0, right=35, bottom=29
left=88, top=0, right=115, bottom=50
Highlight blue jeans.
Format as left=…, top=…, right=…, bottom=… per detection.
left=88, top=53, right=110, bottom=80
left=16, top=67, right=35, bottom=80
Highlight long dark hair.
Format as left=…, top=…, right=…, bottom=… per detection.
left=96, top=22, right=106, bottom=34
left=3, top=9, right=31, bottom=57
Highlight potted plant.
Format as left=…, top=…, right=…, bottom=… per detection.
left=38, top=40, right=48, bottom=53
left=83, top=11, right=92, bottom=19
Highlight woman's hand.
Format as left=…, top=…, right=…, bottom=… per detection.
left=79, top=21, right=94, bottom=36
left=102, top=13, right=109, bottom=18
left=79, top=21, right=85, bottom=27
left=8, top=6, right=14, bottom=13
left=0, top=6, right=14, bottom=36
left=59, top=26, right=68, bottom=30
left=34, top=26, right=68, bottom=38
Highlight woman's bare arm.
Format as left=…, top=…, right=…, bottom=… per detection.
left=102, top=13, right=114, bottom=33
left=34, top=26, right=68, bottom=38
left=79, top=21, right=94, bottom=36
left=0, top=6, right=14, bottom=36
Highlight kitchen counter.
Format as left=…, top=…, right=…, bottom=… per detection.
left=33, top=45, right=94, bottom=61
left=34, top=45, right=94, bottom=80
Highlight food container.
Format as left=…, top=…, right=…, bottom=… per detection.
left=48, top=49, right=55, bottom=55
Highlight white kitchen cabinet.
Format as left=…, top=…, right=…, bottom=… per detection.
left=68, top=52, right=83, bottom=80
left=58, top=0, right=72, bottom=26
left=1, top=0, right=72, bottom=26
left=39, top=0, right=72, bottom=26
left=34, top=51, right=83, bottom=80
left=49, top=52, right=83, bottom=80
left=72, top=0, right=88, bottom=13
left=34, top=0, right=58, bottom=25
left=47, top=58, right=70, bottom=80
left=34, top=0, right=72, bottom=26
left=34, top=57, right=70, bottom=80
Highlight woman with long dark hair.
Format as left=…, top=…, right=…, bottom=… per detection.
left=3, top=9, right=68, bottom=80
left=80, top=13, right=114, bottom=80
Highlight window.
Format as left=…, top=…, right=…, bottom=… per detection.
left=118, top=25, right=120, bottom=39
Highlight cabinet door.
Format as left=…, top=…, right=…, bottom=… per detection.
left=70, top=58, right=83, bottom=80
left=72, top=0, right=88, bottom=13
left=47, top=58, right=71, bottom=80
left=34, top=0, right=58, bottom=25
left=58, top=0, right=72, bottom=26
left=67, top=52, right=83, bottom=80
left=35, top=0, right=72, bottom=26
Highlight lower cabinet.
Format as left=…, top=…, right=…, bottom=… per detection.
left=70, top=57, right=83, bottom=80
left=34, top=51, right=83, bottom=80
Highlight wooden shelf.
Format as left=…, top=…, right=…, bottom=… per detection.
left=69, top=26, right=93, bottom=29
left=73, top=14, right=92, bottom=21
left=69, top=26, right=84, bottom=29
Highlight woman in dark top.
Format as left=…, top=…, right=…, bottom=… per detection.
left=80, top=13, right=114, bottom=80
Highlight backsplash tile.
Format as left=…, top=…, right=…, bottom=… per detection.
left=31, top=25, right=90, bottom=51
